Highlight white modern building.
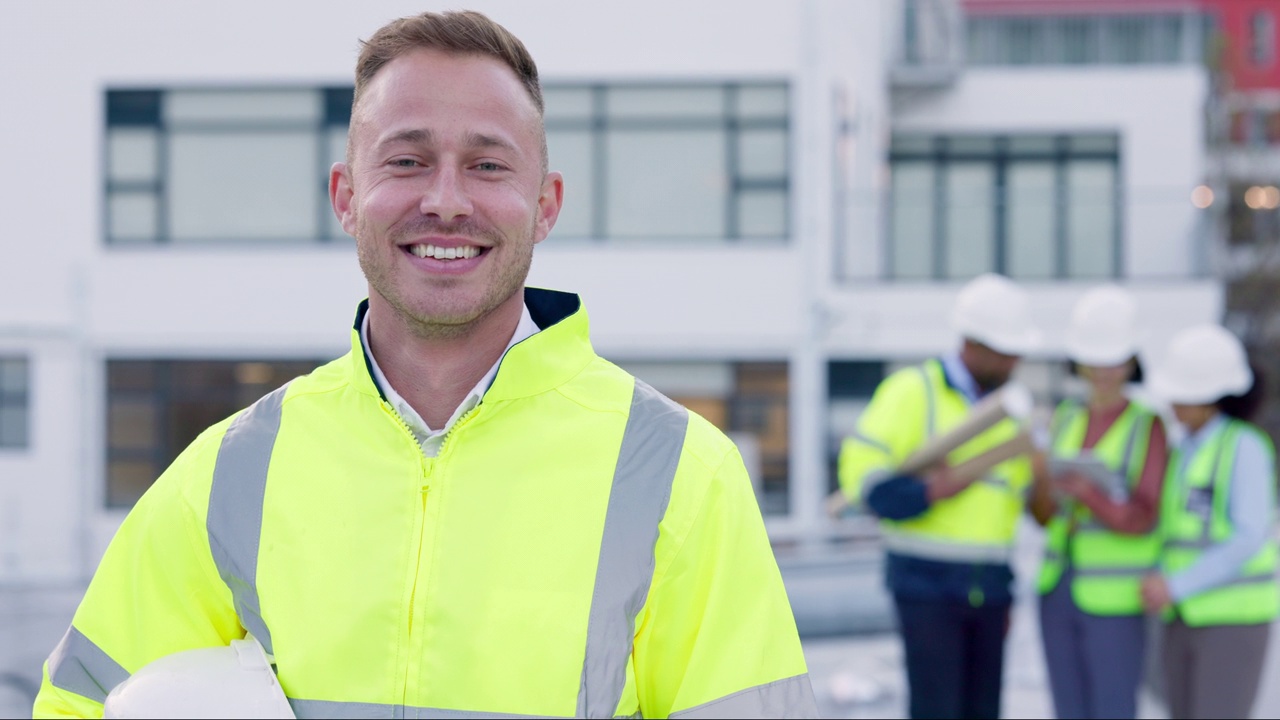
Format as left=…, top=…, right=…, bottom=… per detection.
left=0, top=0, right=1221, bottom=587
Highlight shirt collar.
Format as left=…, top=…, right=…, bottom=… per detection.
left=360, top=303, right=539, bottom=438
left=940, top=350, right=982, bottom=405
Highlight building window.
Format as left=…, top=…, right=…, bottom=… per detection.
left=1252, top=11, right=1276, bottom=67
left=0, top=357, right=30, bottom=449
left=105, top=359, right=324, bottom=507
left=966, top=13, right=1199, bottom=66
left=106, top=82, right=790, bottom=245
left=105, top=88, right=352, bottom=245
left=888, top=134, right=1121, bottom=280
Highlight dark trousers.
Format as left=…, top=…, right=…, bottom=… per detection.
left=894, top=596, right=1011, bottom=719
left=1163, top=618, right=1271, bottom=719
left=1038, top=579, right=1146, bottom=719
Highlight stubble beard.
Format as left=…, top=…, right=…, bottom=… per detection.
left=355, top=212, right=538, bottom=341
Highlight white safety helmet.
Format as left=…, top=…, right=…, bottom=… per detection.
left=1148, top=324, right=1253, bottom=405
left=1064, top=284, right=1141, bottom=367
left=103, top=636, right=294, bottom=719
left=951, top=273, right=1041, bottom=356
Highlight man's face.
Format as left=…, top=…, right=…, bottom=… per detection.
left=331, top=49, right=562, bottom=336
left=1079, top=360, right=1133, bottom=395
left=962, top=340, right=1021, bottom=392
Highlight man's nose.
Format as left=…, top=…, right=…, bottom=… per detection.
left=419, top=166, right=472, bottom=222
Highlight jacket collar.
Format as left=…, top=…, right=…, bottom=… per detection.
left=347, top=287, right=594, bottom=403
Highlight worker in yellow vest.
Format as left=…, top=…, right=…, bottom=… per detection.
left=1028, top=285, right=1169, bottom=719
left=1141, top=324, right=1278, bottom=720
left=33, top=11, right=817, bottom=719
left=837, top=273, right=1039, bottom=719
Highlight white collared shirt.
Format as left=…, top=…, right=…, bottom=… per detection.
left=360, top=304, right=540, bottom=457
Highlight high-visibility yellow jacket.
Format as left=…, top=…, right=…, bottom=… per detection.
left=1159, top=417, right=1279, bottom=627
left=838, top=360, right=1033, bottom=566
left=1037, top=399, right=1162, bottom=615
left=35, top=289, right=816, bottom=719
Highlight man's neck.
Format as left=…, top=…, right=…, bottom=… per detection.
left=366, top=294, right=523, bottom=430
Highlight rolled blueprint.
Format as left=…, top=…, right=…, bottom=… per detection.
left=896, top=381, right=1033, bottom=475
left=949, top=430, right=1037, bottom=483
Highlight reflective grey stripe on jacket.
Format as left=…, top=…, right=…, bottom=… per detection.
left=47, top=625, right=130, bottom=704
left=670, top=674, right=818, bottom=719
left=207, top=382, right=291, bottom=657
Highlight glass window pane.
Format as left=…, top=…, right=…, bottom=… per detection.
left=108, top=128, right=159, bottom=183
left=109, top=192, right=159, bottom=242
left=605, top=129, right=727, bottom=238
left=890, top=162, right=936, bottom=278
left=1008, top=135, right=1057, bottom=155
left=108, top=399, right=156, bottom=451
left=1006, top=162, right=1057, bottom=279
left=891, top=135, right=935, bottom=155
left=0, top=406, right=27, bottom=448
left=738, top=129, right=787, bottom=179
left=1061, top=18, right=1098, bottom=64
left=946, top=136, right=997, bottom=155
left=547, top=129, right=594, bottom=238
left=168, top=131, right=318, bottom=241
left=1007, top=19, right=1045, bottom=64
left=943, top=162, right=995, bottom=279
left=543, top=86, right=594, bottom=121
left=606, top=87, right=724, bottom=119
left=736, top=85, right=788, bottom=119
left=165, top=89, right=322, bottom=125
left=108, top=459, right=157, bottom=508
left=108, top=361, right=155, bottom=392
left=1069, top=135, right=1118, bottom=153
left=1066, top=160, right=1116, bottom=278
left=738, top=189, right=787, bottom=238
left=0, top=358, right=27, bottom=394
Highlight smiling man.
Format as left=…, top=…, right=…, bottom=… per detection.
left=33, top=10, right=816, bottom=720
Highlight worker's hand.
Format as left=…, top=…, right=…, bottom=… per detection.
left=1054, top=470, right=1093, bottom=500
left=924, top=464, right=970, bottom=503
left=1140, top=573, right=1173, bottom=612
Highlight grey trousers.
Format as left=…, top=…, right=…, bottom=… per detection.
left=1163, top=617, right=1271, bottom=719
left=1039, top=579, right=1147, bottom=719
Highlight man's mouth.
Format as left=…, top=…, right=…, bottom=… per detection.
left=404, top=243, right=482, bottom=260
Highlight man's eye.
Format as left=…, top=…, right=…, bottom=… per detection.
left=475, top=162, right=503, bottom=172
left=392, top=158, right=420, bottom=167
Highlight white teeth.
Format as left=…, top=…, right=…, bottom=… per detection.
left=408, top=244, right=480, bottom=260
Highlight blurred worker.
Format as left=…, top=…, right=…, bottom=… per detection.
left=33, top=10, right=817, bottom=719
left=1028, top=285, right=1169, bottom=719
left=837, top=273, right=1040, bottom=719
left=1141, top=324, right=1278, bottom=720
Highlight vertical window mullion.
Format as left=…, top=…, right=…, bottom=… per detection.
left=933, top=140, right=947, bottom=279
left=725, top=85, right=739, bottom=240
left=994, top=138, right=1008, bottom=275
left=1054, top=137, right=1069, bottom=279
left=592, top=85, right=608, bottom=241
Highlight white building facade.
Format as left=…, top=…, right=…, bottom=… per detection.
left=0, top=0, right=1221, bottom=585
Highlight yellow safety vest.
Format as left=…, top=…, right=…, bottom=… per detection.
left=1036, top=399, right=1161, bottom=615
left=838, top=360, right=1033, bottom=565
left=35, top=289, right=815, bottom=719
left=1159, top=418, right=1280, bottom=627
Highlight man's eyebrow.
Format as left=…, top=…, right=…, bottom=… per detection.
left=465, top=131, right=518, bottom=154
left=377, top=128, right=432, bottom=149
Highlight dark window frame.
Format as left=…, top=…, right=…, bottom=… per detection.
left=887, top=133, right=1123, bottom=280
left=0, top=356, right=30, bottom=450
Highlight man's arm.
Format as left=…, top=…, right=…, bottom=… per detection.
left=838, top=369, right=937, bottom=520
left=632, top=443, right=818, bottom=719
left=34, top=432, right=241, bottom=719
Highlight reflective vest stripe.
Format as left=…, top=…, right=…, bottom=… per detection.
left=290, top=700, right=547, bottom=718
left=47, top=625, right=130, bottom=704
left=848, top=430, right=892, bottom=457
left=880, top=529, right=1013, bottom=563
left=669, top=674, right=817, bottom=719
left=288, top=675, right=814, bottom=720
left=578, top=379, right=688, bottom=718
left=207, top=382, right=290, bottom=657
